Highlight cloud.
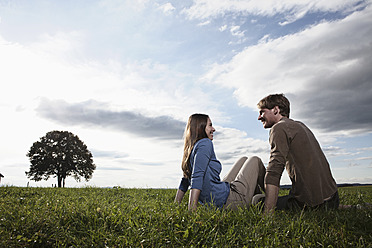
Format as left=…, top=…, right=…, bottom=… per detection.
left=91, top=149, right=129, bottom=159
left=219, top=25, right=228, bottom=31
left=99, top=0, right=150, bottom=13
left=228, top=25, right=247, bottom=44
left=336, top=176, right=372, bottom=183
left=157, top=3, right=176, bottom=15
left=230, top=26, right=245, bottom=38
left=197, top=20, right=211, bottom=26
left=213, top=126, right=270, bottom=165
left=345, top=157, right=372, bottom=161
left=36, top=98, right=186, bottom=140
left=0, top=30, right=225, bottom=123
left=96, top=167, right=130, bottom=171
left=279, top=8, right=308, bottom=26
left=322, top=146, right=354, bottom=157
left=353, top=156, right=372, bottom=161
left=201, top=5, right=372, bottom=134
left=183, top=0, right=367, bottom=24
left=35, top=98, right=271, bottom=164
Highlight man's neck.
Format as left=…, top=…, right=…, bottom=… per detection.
left=274, top=114, right=285, bottom=124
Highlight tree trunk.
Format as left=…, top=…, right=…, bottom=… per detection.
left=57, top=176, right=62, bottom=188
left=63, top=177, right=65, bottom=188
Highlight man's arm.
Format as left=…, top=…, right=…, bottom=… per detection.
left=264, top=124, right=288, bottom=214
left=174, top=189, right=186, bottom=204
left=264, top=184, right=279, bottom=214
left=188, top=188, right=201, bottom=212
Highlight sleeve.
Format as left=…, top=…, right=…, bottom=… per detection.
left=190, top=139, right=212, bottom=190
left=265, top=124, right=288, bottom=187
left=178, top=177, right=190, bottom=192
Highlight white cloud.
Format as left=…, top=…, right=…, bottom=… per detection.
left=183, top=0, right=368, bottom=24
left=0, top=31, right=224, bottom=120
left=348, top=163, right=360, bottom=167
left=279, top=8, right=308, bottom=26
left=335, top=176, right=372, bottom=183
left=201, top=5, right=372, bottom=135
left=0, top=30, right=270, bottom=187
left=219, top=25, right=228, bottom=31
left=323, top=146, right=354, bottom=157
left=361, top=147, right=372, bottom=151
left=354, top=157, right=372, bottom=161
left=230, top=25, right=245, bottom=38
left=197, top=20, right=211, bottom=26
left=157, top=3, right=175, bottom=15
left=99, top=0, right=150, bottom=13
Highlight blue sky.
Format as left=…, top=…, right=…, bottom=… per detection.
left=0, top=0, right=371, bottom=187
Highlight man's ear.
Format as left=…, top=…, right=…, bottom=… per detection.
left=274, top=106, right=279, bottom=115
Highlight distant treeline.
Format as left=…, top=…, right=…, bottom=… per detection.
left=280, top=183, right=372, bottom=190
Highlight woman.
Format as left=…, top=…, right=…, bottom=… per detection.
left=175, top=113, right=266, bottom=211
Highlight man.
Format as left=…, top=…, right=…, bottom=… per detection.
left=257, top=94, right=339, bottom=213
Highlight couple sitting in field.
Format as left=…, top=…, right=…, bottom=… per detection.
left=175, top=94, right=340, bottom=213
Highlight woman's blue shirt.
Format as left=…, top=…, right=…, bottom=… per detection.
left=178, top=138, right=230, bottom=208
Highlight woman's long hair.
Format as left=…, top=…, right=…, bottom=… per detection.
left=181, top=114, right=209, bottom=179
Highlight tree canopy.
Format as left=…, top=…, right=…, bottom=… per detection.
left=26, top=130, right=96, bottom=187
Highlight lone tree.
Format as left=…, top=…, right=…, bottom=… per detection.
left=26, top=130, right=96, bottom=187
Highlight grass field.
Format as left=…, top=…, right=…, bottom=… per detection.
left=0, top=186, right=371, bottom=247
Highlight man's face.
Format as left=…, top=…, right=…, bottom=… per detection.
left=258, top=108, right=277, bottom=129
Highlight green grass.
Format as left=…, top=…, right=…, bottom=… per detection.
left=0, top=186, right=371, bottom=247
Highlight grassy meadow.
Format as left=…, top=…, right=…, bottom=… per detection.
left=0, top=186, right=371, bottom=247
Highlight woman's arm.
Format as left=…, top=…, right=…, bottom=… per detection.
left=188, top=188, right=201, bottom=212
left=174, top=189, right=186, bottom=204
left=186, top=139, right=211, bottom=212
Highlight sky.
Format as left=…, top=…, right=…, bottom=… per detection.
left=0, top=0, right=371, bottom=188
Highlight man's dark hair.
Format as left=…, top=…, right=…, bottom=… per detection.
left=257, top=93, right=290, bottom=117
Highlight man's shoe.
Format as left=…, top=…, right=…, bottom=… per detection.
left=252, top=194, right=265, bottom=205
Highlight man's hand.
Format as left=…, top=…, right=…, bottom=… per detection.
left=188, top=189, right=201, bottom=212
left=264, top=184, right=279, bottom=215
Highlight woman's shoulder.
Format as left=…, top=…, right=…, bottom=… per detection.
left=193, top=138, right=213, bottom=157
left=196, top=138, right=212, bottom=145
left=194, top=138, right=213, bottom=150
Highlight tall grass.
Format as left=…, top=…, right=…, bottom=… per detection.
left=0, top=186, right=371, bottom=247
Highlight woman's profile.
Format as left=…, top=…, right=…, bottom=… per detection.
left=175, top=113, right=266, bottom=211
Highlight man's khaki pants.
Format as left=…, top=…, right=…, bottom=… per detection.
left=223, top=156, right=265, bottom=210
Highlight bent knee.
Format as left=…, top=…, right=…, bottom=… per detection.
left=249, top=156, right=262, bottom=162
left=236, top=156, right=248, bottom=163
